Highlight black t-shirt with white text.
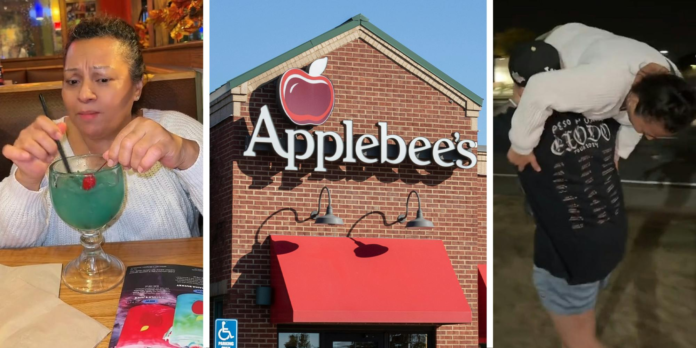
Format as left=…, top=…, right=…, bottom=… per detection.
left=518, top=111, right=628, bottom=285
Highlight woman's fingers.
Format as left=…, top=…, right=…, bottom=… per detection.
left=129, top=133, right=157, bottom=172
left=57, top=122, right=67, bottom=135
left=2, top=145, right=32, bottom=163
left=32, top=115, right=64, bottom=141
left=105, top=118, right=187, bottom=172
left=138, top=144, right=165, bottom=173
left=18, top=138, right=51, bottom=163
left=107, top=119, right=179, bottom=171
left=117, top=130, right=147, bottom=169
left=33, top=131, right=59, bottom=162
left=106, top=120, right=139, bottom=166
left=2, top=117, right=67, bottom=189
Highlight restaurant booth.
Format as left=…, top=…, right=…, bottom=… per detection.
left=0, top=3, right=204, bottom=346
left=210, top=14, right=487, bottom=348
left=0, top=0, right=203, bottom=180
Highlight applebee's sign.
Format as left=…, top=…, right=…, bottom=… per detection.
left=278, top=57, right=335, bottom=125
left=243, top=57, right=478, bottom=172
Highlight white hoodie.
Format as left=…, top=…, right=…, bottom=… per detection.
left=509, top=23, right=680, bottom=159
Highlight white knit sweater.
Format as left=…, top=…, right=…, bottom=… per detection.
left=510, top=23, right=681, bottom=159
left=0, top=109, right=203, bottom=248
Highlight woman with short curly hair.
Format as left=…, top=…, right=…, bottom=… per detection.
left=0, top=17, right=203, bottom=247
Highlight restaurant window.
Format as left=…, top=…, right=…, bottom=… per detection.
left=278, top=327, right=435, bottom=348
left=65, top=0, right=97, bottom=29
left=388, top=333, right=428, bottom=348
left=279, top=333, right=321, bottom=348
left=0, top=0, right=64, bottom=58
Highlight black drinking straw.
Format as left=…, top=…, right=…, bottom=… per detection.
left=39, top=94, right=72, bottom=173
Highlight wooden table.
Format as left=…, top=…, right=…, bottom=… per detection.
left=0, top=237, right=202, bottom=348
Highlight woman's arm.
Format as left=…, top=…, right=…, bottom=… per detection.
left=153, top=110, right=203, bottom=213
left=612, top=111, right=643, bottom=159
left=173, top=137, right=203, bottom=213
left=0, top=167, right=50, bottom=248
left=103, top=110, right=204, bottom=213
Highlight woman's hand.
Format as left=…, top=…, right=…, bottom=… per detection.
left=508, top=147, right=541, bottom=172
left=103, top=117, right=199, bottom=173
left=1, top=116, right=66, bottom=191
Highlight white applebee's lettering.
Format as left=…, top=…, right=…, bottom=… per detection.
left=244, top=106, right=478, bottom=171
left=356, top=134, right=379, bottom=164
left=408, top=137, right=432, bottom=166
left=457, top=139, right=477, bottom=169
left=342, top=120, right=356, bottom=163
left=433, top=138, right=456, bottom=167
left=378, top=122, right=406, bottom=164
left=285, top=129, right=314, bottom=170
left=315, top=131, right=344, bottom=172
left=243, top=106, right=288, bottom=158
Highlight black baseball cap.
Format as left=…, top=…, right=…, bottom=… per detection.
left=508, top=41, right=561, bottom=87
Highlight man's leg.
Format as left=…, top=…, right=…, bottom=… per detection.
left=550, top=310, right=603, bottom=348
left=533, top=266, right=605, bottom=348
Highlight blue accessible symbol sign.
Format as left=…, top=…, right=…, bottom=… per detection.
left=215, top=319, right=237, bottom=347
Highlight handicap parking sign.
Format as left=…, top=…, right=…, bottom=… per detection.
left=215, top=319, right=237, bottom=347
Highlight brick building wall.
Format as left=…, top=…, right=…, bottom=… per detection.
left=211, top=38, right=486, bottom=347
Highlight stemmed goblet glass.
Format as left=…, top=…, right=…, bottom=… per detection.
left=49, top=154, right=126, bottom=293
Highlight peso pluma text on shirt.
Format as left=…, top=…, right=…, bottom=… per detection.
left=551, top=118, right=612, bottom=156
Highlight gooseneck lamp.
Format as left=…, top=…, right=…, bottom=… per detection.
left=310, top=186, right=343, bottom=225
left=396, top=190, right=434, bottom=229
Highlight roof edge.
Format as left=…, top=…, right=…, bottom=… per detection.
left=212, top=14, right=483, bottom=106
left=360, top=21, right=482, bottom=105
left=211, top=16, right=363, bottom=101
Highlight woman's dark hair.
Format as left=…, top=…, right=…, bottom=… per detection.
left=65, top=17, right=145, bottom=82
left=631, top=73, right=696, bottom=133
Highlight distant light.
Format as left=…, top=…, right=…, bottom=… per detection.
left=691, top=65, right=696, bottom=70
left=660, top=50, right=669, bottom=54
left=34, top=1, right=43, bottom=19
left=494, top=70, right=513, bottom=84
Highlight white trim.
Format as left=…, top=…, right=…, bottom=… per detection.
left=202, top=0, right=211, bottom=343
left=485, top=0, right=493, bottom=345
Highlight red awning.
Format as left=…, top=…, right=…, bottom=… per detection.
left=478, top=264, right=487, bottom=344
left=269, top=235, right=471, bottom=324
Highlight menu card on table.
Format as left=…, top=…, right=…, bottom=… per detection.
left=108, top=264, right=204, bottom=348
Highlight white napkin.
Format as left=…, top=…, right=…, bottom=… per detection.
left=0, top=265, right=110, bottom=347
left=0, top=263, right=62, bottom=297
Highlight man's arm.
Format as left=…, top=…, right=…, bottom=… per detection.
left=612, top=111, right=643, bottom=160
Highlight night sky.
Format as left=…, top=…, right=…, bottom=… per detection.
left=494, top=0, right=696, bottom=62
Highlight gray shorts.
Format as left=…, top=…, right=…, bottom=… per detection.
left=532, top=265, right=610, bottom=316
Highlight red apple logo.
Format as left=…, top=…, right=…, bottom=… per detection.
left=191, top=300, right=203, bottom=315
left=278, top=57, right=335, bottom=125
